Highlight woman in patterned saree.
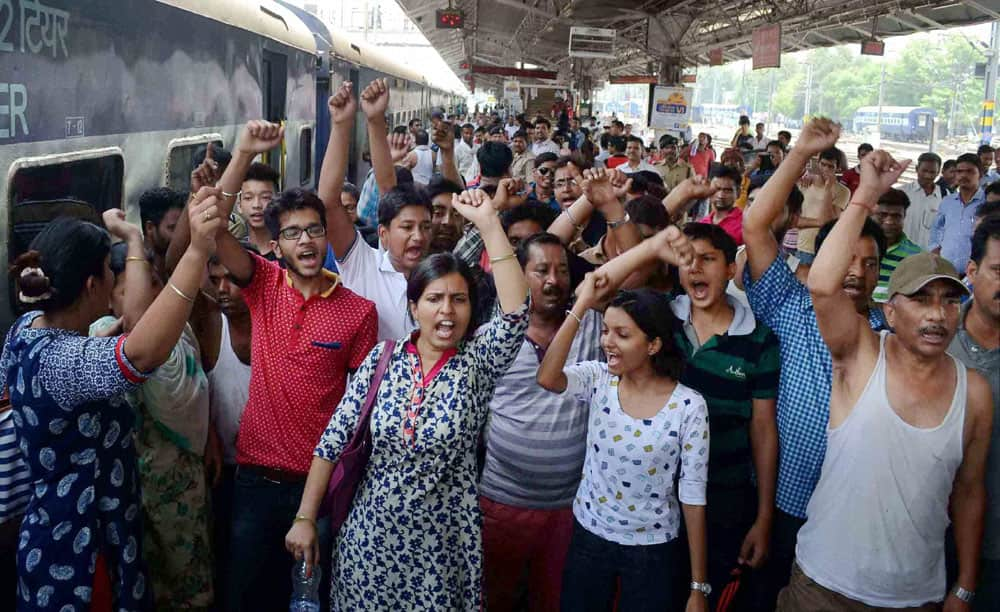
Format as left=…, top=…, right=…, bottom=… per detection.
left=1, top=192, right=222, bottom=612
left=285, top=189, right=529, bottom=611
left=90, top=241, right=213, bottom=610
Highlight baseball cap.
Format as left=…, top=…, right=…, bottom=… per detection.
left=887, top=252, right=970, bottom=299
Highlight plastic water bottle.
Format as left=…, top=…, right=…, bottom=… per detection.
left=289, top=559, right=321, bottom=612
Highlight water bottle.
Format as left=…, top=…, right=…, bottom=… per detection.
left=289, top=559, right=321, bottom=612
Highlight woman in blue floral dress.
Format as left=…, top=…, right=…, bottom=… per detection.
left=285, top=189, right=529, bottom=611
left=2, top=194, right=223, bottom=611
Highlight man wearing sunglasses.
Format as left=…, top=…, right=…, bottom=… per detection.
left=529, top=152, right=560, bottom=211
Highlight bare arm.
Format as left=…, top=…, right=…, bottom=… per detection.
left=101, top=210, right=156, bottom=333
left=211, top=121, right=285, bottom=284
left=166, top=143, right=220, bottom=273
left=284, top=456, right=334, bottom=574
left=452, top=190, right=527, bottom=314
left=662, top=177, right=717, bottom=223
left=123, top=193, right=221, bottom=372
left=740, top=397, right=777, bottom=568
left=360, top=80, right=396, bottom=195
left=432, top=122, right=463, bottom=186
left=808, top=151, right=908, bottom=361
left=947, top=371, right=993, bottom=607
left=548, top=194, right=594, bottom=246
left=586, top=168, right=641, bottom=259
left=682, top=503, right=708, bottom=583
left=744, top=119, right=837, bottom=281
left=537, top=273, right=603, bottom=393
left=318, top=82, right=361, bottom=259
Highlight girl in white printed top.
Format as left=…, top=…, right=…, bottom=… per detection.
left=538, top=226, right=711, bottom=612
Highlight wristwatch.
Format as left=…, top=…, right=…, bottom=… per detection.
left=691, top=581, right=712, bottom=597
left=606, top=213, right=631, bottom=230
left=953, top=586, right=975, bottom=603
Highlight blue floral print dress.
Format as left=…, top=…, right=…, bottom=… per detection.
left=314, top=299, right=529, bottom=612
left=1, top=312, right=151, bottom=611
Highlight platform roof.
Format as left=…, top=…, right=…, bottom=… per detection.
left=395, top=0, right=1000, bottom=93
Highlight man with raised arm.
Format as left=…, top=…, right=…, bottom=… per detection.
left=778, top=151, right=993, bottom=612
left=320, top=79, right=433, bottom=341
left=208, top=119, right=379, bottom=612
left=740, top=118, right=891, bottom=609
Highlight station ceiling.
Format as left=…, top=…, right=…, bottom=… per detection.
left=395, top=0, right=1000, bottom=93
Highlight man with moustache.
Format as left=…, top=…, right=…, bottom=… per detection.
left=510, top=130, right=536, bottom=184
left=780, top=152, right=993, bottom=611
left=701, top=166, right=745, bottom=245
left=741, top=118, right=891, bottom=610
left=208, top=117, right=379, bottom=611
left=948, top=217, right=1000, bottom=611
left=425, top=176, right=465, bottom=253
left=479, top=232, right=604, bottom=612
left=654, top=135, right=693, bottom=193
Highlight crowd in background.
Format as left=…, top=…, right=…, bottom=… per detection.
left=0, top=79, right=998, bottom=612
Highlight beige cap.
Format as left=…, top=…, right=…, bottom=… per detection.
left=887, top=252, right=970, bottom=299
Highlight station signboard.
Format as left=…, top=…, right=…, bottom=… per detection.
left=709, top=48, right=724, bottom=66
left=502, top=80, right=520, bottom=100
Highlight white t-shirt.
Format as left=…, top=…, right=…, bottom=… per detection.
left=337, top=231, right=415, bottom=342
left=561, top=361, right=709, bottom=546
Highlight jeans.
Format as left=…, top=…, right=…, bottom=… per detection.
left=211, top=464, right=237, bottom=612
left=975, top=557, right=1000, bottom=612
left=560, top=519, right=682, bottom=612
left=224, top=466, right=331, bottom=612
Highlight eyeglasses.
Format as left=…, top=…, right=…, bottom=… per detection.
left=278, top=223, right=326, bottom=241
left=537, top=166, right=555, bottom=177
left=554, top=179, right=578, bottom=188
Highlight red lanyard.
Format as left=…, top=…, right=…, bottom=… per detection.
left=401, top=351, right=428, bottom=447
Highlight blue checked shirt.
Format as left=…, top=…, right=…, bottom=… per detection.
left=929, top=188, right=984, bottom=273
left=744, top=256, right=888, bottom=519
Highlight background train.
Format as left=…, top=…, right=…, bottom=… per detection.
left=0, top=0, right=464, bottom=327
left=851, top=106, right=936, bottom=142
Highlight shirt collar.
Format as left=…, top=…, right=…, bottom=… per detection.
left=284, top=267, right=340, bottom=298
left=378, top=248, right=401, bottom=275
left=669, top=294, right=757, bottom=337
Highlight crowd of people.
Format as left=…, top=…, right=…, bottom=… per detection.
left=0, top=78, right=998, bottom=612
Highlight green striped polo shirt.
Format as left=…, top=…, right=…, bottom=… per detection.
left=671, top=295, right=781, bottom=489
left=873, top=235, right=923, bottom=303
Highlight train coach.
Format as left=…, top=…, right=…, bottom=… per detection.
left=0, top=0, right=463, bottom=328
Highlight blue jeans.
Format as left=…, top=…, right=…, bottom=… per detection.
left=224, top=466, right=331, bottom=612
left=561, top=519, right=682, bottom=612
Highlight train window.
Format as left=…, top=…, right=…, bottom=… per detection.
left=7, top=149, right=124, bottom=291
left=299, top=126, right=313, bottom=186
left=165, top=136, right=225, bottom=192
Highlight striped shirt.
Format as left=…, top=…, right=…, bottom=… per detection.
left=0, top=408, right=31, bottom=523
left=479, top=308, right=604, bottom=509
left=872, top=235, right=923, bottom=303
left=671, top=295, right=780, bottom=489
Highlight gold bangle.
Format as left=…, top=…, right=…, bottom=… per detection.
left=293, top=515, right=317, bottom=529
left=489, top=252, right=516, bottom=264
left=221, top=190, right=241, bottom=200
left=167, top=281, right=195, bottom=303
left=125, top=256, right=149, bottom=265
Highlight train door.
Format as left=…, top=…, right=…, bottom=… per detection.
left=262, top=50, right=288, bottom=185
left=314, top=72, right=331, bottom=184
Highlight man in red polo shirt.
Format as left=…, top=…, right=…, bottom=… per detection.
left=209, top=120, right=378, bottom=612
left=700, top=165, right=744, bottom=245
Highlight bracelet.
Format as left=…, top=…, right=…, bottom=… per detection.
left=124, top=256, right=149, bottom=265
left=565, top=309, right=583, bottom=324
left=167, top=281, right=196, bottom=303
left=293, top=515, right=317, bottom=529
left=607, top=213, right=631, bottom=230
left=221, top=189, right=241, bottom=200
left=489, top=252, right=516, bottom=265
left=563, top=208, right=583, bottom=230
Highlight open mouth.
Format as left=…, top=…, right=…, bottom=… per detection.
left=689, top=281, right=711, bottom=301
left=297, top=248, right=319, bottom=266
left=405, top=246, right=424, bottom=260
left=919, top=328, right=948, bottom=345
left=842, top=283, right=862, bottom=299
left=434, top=320, right=456, bottom=341
left=606, top=351, right=621, bottom=370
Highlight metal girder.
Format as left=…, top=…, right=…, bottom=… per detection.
left=907, top=10, right=947, bottom=29
left=961, top=0, right=1000, bottom=21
